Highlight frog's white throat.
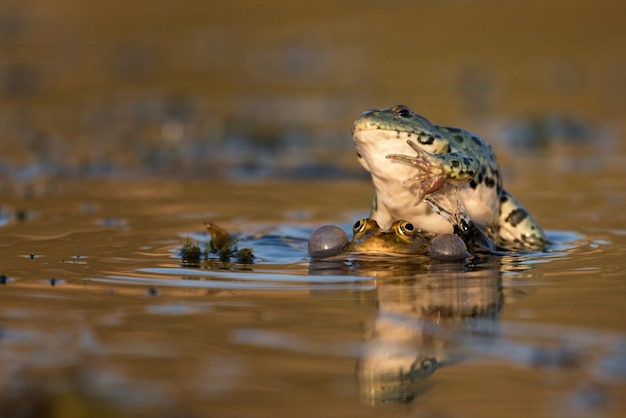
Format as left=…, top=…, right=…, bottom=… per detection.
left=354, top=129, right=453, bottom=233
left=353, top=129, right=418, bottom=178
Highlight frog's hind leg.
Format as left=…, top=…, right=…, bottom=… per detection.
left=424, top=182, right=467, bottom=228
left=425, top=183, right=498, bottom=252
left=496, top=190, right=549, bottom=250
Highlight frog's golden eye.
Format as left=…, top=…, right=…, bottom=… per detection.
left=393, top=105, right=412, bottom=118
left=353, top=219, right=367, bottom=233
left=398, top=221, right=415, bottom=236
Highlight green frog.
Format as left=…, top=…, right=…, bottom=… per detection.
left=348, top=218, right=427, bottom=255
left=308, top=218, right=469, bottom=260
left=352, top=105, right=548, bottom=250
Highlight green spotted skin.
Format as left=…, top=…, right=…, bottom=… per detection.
left=352, top=105, right=548, bottom=250
left=348, top=218, right=427, bottom=255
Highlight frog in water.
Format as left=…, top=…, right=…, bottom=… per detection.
left=308, top=218, right=469, bottom=260
left=349, top=218, right=426, bottom=255
left=352, top=105, right=548, bottom=250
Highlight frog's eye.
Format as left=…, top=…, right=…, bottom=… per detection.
left=393, top=105, right=412, bottom=118
left=353, top=219, right=367, bottom=233
left=398, top=221, right=415, bottom=236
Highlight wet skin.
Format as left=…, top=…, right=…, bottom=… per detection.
left=352, top=105, right=549, bottom=250
left=308, top=219, right=469, bottom=260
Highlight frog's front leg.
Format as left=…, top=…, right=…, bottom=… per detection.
left=386, top=139, right=480, bottom=205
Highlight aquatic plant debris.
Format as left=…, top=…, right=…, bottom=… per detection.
left=203, top=237, right=255, bottom=264
left=179, top=222, right=256, bottom=266
left=180, top=239, right=202, bottom=267
left=205, top=222, right=236, bottom=250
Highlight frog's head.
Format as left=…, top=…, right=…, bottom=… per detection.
left=352, top=105, right=449, bottom=176
left=353, top=105, right=435, bottom=137
left=349, top=218, right=426, bottom=255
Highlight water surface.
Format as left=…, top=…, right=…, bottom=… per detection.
left=1, top=167, right=625, bottom=417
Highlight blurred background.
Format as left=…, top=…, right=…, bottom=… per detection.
left=0, top=0, right=624, bottom=182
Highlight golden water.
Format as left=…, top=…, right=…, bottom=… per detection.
left=1, top=0, right=625, bottom=416
left=1, top=165, right=625, bottom=416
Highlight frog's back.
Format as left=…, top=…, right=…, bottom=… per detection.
left=434, top=125, right=548, bottom=248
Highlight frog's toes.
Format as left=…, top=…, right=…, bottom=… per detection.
left=386, top=140, right=444, bottom=174
left=386, top=140, right=446, bottom=204
left=411, top=175, right=447, bottom=205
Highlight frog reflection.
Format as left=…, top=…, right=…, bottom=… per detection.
left=356, top=263, right=502, bottom=405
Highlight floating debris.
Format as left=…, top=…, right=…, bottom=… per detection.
left=204, top=222, right=236, bottom=252
left=234, top=247, right=255, bottom=264
left=180, top=239, right=202, bottom=267
left=204, top=222, right=255, bottom=264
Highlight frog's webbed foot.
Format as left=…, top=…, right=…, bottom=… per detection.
left=386, top=139, right=446, bottom=205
